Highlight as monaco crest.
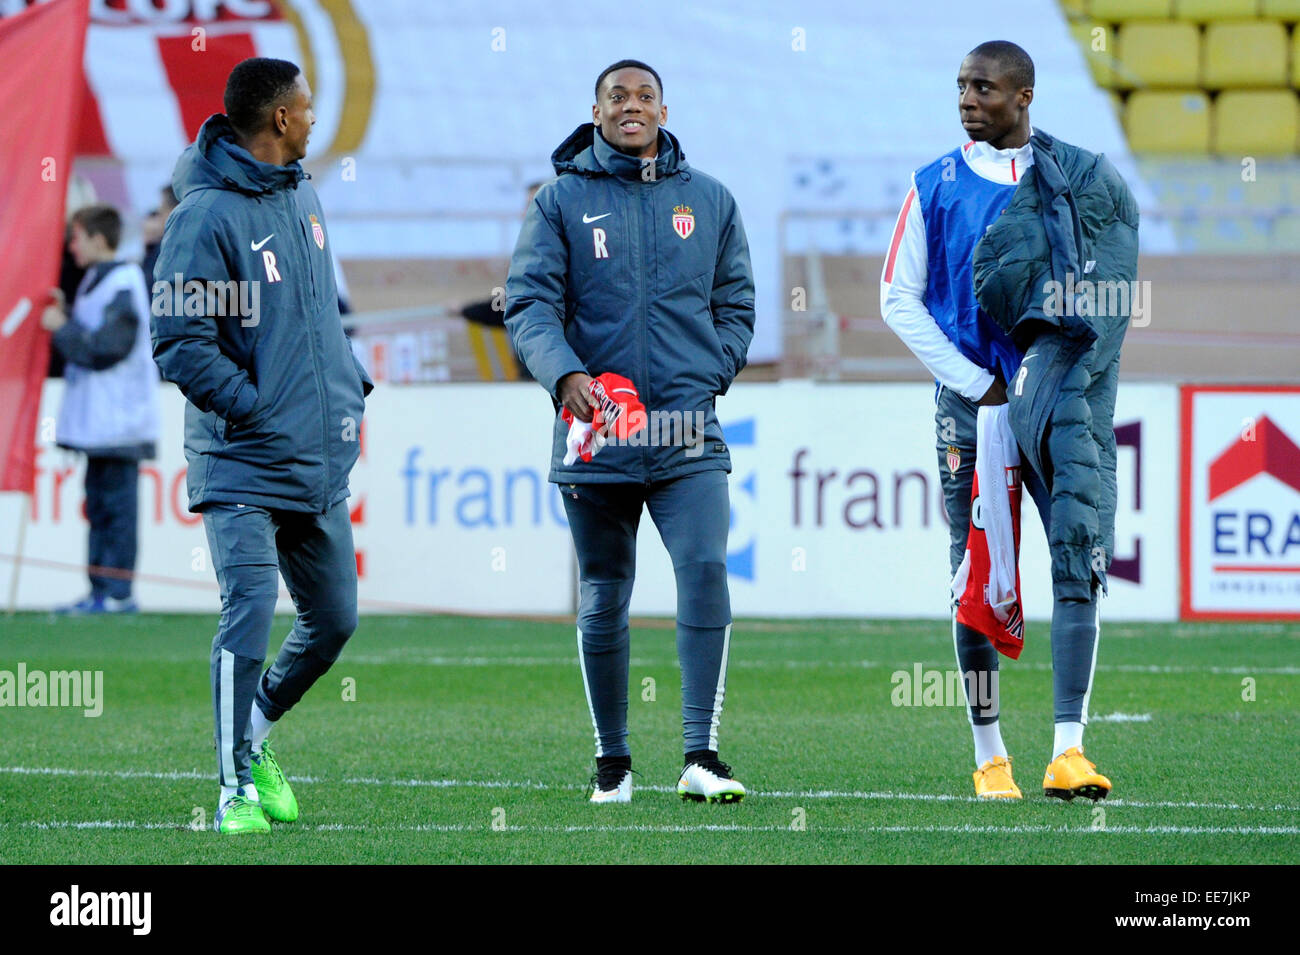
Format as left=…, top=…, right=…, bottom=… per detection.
left=309, top=214, right=325, bottom=250
left=946, top=445, right=961, bottom=474
left=672, top=204, right=695, bottom=239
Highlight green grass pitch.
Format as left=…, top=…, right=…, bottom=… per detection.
left=0, top=613, right=1296, bottom=864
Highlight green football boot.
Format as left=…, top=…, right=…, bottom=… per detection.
left=249, top=741, right=299, bottom=823
left=215, top=791, right=270, bottom=835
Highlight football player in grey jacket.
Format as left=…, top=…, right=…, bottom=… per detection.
left=506, top=60, right=755, bottom=804
left=153, top=58, right=372, bottom=835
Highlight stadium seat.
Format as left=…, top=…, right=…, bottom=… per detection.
left=1126, top=90, right=1212, bottom=152
left=1089, top=0, right=1173, bottom=19
left=1293, top=24, right=1300, bottom=85
left=1203, top=22, right=1288, bottom=88
left=1173, top=0, right=1260, bottom=19
left=1069, top=21, right=1118, bottom=86
left=1114, top=23, right=1201, bottom=88
left=1214, top=89, right=1300, bottom=155
left=1261, top=0, right=1300, bottom=18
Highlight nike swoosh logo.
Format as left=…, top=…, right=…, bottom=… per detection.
left=582, top=213, right=611, bottom=223
left=250, top=234, right=274, bottom=251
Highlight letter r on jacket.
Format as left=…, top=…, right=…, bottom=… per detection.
left=592, top=228, right=608, bottom=260
left=263, top=250, right=282, bottom=283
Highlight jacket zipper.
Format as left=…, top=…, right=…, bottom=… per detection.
left=636, top=182, right=651, bottom=484
left=289, top=191, right=330, bottom=512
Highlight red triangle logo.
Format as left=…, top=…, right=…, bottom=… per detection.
left=1208, top=415, right=1300, bottom=501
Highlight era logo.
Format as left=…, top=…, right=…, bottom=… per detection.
left=592, top=227, right=608, bottom=260
left=262, top=250, right=282, bottom=283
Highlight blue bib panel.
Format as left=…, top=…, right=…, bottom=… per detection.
left=914, top=147, right=1023, bottom=387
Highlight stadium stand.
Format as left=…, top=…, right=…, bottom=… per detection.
left=59, top=0, right=1300, bottom=382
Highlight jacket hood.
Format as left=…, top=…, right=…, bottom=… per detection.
left=550, top=123, right=690, bottom=181
left=172, top=113, right=307, bottom=201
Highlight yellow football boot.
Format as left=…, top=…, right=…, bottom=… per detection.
left=973, top=755, right=1022, bottom=800
left=1043, top=746, right=1112, bottom=801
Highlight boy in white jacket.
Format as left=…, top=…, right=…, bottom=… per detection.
left=42, top=203, right=160, bottom=614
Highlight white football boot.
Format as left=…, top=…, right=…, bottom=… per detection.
left=677, top=752, right=746, bottom=803
left=589, top=757, right=633, bottom=804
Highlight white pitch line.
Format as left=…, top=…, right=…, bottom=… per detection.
left=5, top=820, right=1298, bottom=836
left=0, top=765, right=325, bottom=784
left=338, top=654, right=1300, bottom=676
left=1093, top=713, right=1153, bottom=723
left=342, top=775, right=552, bottom=790
left=3, top=765, right=1298, bottom=814
left=756, top=788, right=1299, bottom=813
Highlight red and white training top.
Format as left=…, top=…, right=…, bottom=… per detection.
left=880, top=133, right=1035, bottom=402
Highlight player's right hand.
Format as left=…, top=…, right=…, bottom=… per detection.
left=558, top=371, right=597, bottom=423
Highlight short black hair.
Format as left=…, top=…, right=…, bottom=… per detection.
left=966, top=40, right=1034, bottom=90
left=70, top=203, right=122, bottom=250
left=224, top=57, right=302, bottom=135
left=595, top=59, right=663, bottom=101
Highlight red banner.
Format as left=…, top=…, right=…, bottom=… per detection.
left=0, top=0, right=89, bottom=493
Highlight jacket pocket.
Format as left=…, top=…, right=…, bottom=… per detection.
left=222, top=395, right=270, bottom=443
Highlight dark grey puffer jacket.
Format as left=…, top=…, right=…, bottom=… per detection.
left=152, top=114, right=373, bottom=514
left=505, top=124, right=755, bottom=484
left=972, top=129, right=1139, bottom=599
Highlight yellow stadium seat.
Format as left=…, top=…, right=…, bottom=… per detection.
left=1125, top=90, right=1212, bottom=151
left=1174, top=0, right=1259, bottom=19
left=1214, top=89, right=1300, bottom=155
left=1089, top=0, right=1173, bottom=19
left=1070, top=21, right=1118, bottom=86
left=1261, top=0, right=1300, bottom=19
left=1114, top=22, right=1200, bottom=88
left=1203, top=22, right=1288, bottom=87
left=1293, top=25, right=1300, bottom=85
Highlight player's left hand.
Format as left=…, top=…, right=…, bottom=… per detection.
left=40, top=301, right=67, bottom=332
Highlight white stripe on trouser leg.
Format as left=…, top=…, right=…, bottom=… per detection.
left=952, top=610, right=974, bottom=725
left=1080, top=596, right=1101, bottom=725
left=707, top=623, right=732, bottom=752
left=220, top=649, right=236, bottom=787
left=575, top=628, right=602, bottom=758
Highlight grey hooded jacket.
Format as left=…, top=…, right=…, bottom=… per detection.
left=505, top=124, right=755, bottom=484
left=152, top=114, right=372, bottom=514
